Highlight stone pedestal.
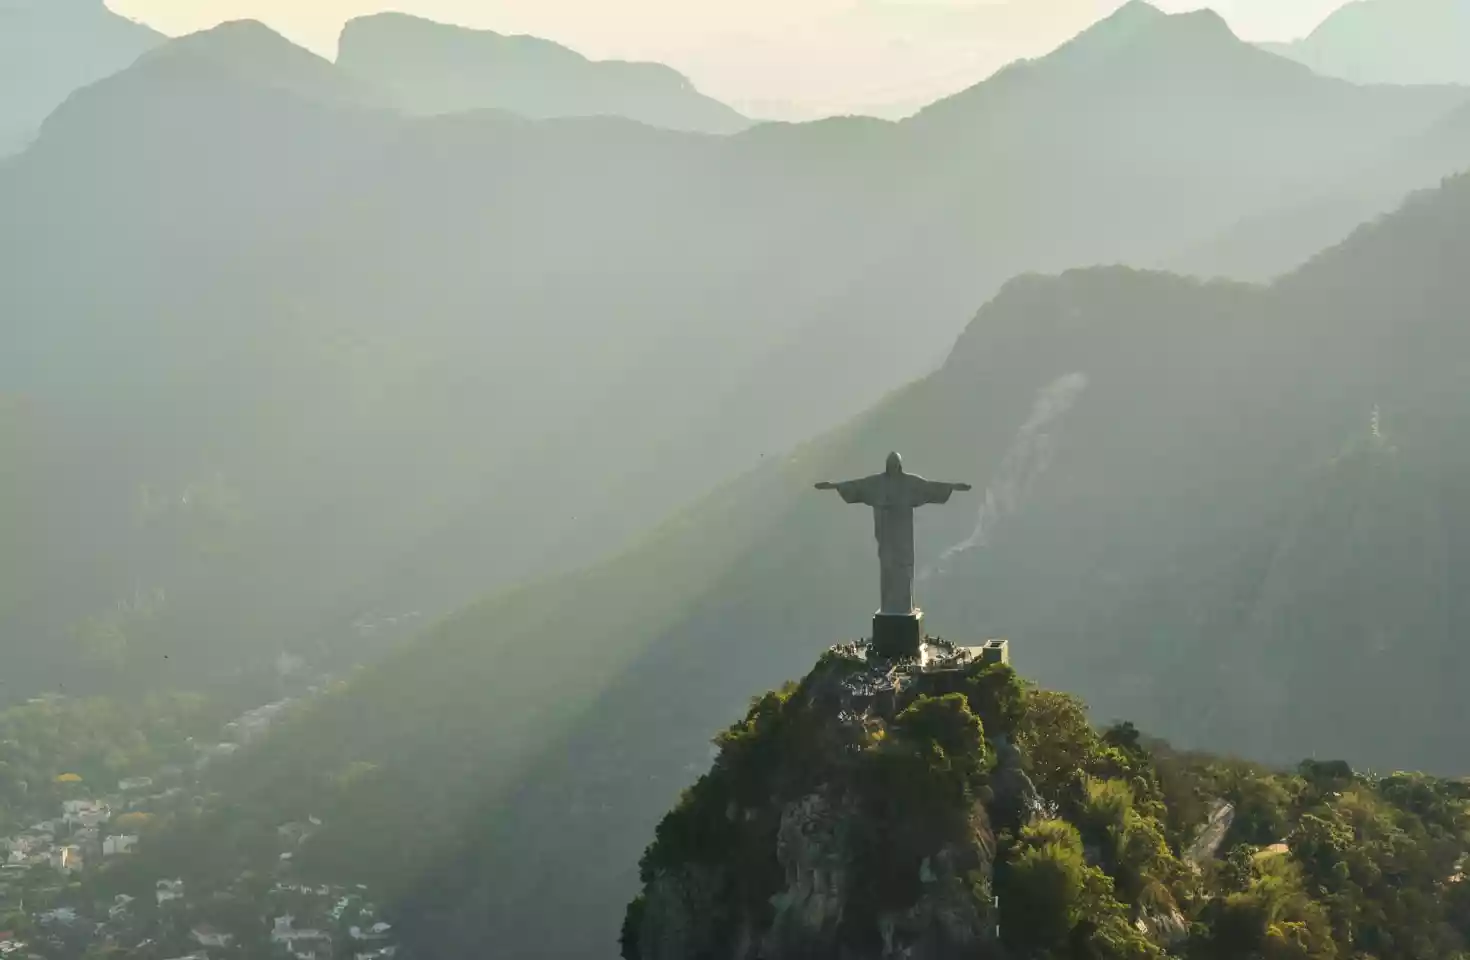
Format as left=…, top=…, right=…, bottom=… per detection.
left=872, top=609, right=923, bottom=661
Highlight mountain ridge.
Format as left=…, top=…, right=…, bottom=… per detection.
left=0, top=0, right=162, bottom=153
left=334, top=11, right=748, bottom=133
left=1263, top=0, right=1470, bottom=86
left=4, top=0, right=1466, bottom=710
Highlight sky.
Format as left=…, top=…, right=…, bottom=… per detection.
left=107, top=0, right=1356, bottom=118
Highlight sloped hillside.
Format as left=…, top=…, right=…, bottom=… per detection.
left=205, top=170, right=1470, bottom=958
left=1263, top=0, right=1470, bottom=86
left=336, top=12, right=748, bottom=133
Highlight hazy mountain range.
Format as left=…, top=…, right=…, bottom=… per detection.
left=0, top=0, right=743, bottom=152
left=6, top=3, right=1467, bottom=703
left=335, top=12, right=748, bottom=133
left=8, top=4, right=1470, bottom=956
left=1263, top=0, right=1470, bottom=86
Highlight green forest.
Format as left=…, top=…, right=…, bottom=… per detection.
left=626, top=652, right=1470, bottom=960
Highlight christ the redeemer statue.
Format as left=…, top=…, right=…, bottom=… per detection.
left=815, top=452, right=972, bottom=618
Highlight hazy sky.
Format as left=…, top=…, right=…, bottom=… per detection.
left=109, top=0, right=1355, bottom=117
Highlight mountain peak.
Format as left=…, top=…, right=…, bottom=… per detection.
left=125, top=18, right=376, bottom=107
left=1105, top=0, right=1167, bottom=29
left=335, top=12, right=746, bottom=133
left=147, top=19, right=318, bottom=64
left=339, top=11, right=572, bottom=57
left=26, top=12, right=381, bottom=148
left=1049, top=1, right=1240, bottom=70
left=911, top=0, right=1303, bottom=128
left=0, top=0, right=162, bottom=146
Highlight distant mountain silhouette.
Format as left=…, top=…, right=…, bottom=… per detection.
left=128, top=20, right=385, bottom=109
left=220, top=169, right=1470, bottom=959
left=0, top=0, right=161, bottom=153
left=1263, top=0, right=1470, bottom=86
left=335, top=12, right=748, bottom=133
left=3, top=3, right=1465, bottom=703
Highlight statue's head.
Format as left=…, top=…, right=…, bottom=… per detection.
left=885, top=451, right=903, bottom=476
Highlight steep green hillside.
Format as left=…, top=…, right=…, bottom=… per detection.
left=5, top=5, right=1465, bottom=702
left=627, top=649, right=1470, bottom=960
left=336, top=13, right=748, bottom=133
left=207, top=170, right=1470, bottom=958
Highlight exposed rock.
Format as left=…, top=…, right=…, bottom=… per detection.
left=1185, top=799, right=1236, bottom=864
left=989, top=733, right=1043, bottom=830
left=628, top=642, right=1008, bottom=960
left=1137, top=904, right=1190, bottom=947
left=879, top=837, right=997, bottom=960
left=764, top=791, right=850, bottom=952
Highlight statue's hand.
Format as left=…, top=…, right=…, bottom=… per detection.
left=814, top=482, right=836, bottom=490
left=952, top=483, right=974, bottom=492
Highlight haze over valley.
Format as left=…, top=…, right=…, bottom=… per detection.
left=3, top=2, right=1470, bottom=959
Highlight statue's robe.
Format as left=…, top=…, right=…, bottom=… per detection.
left=829, top=472, right=959, bottom=614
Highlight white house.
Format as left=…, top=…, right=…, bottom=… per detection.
left=78, top=806, right=110, bottom=829
left=196, top=742, right=240, bottom=770
left=156, top=878, right=185, bottom=905
left=61, top=800, right=110, bottom=829
left=118, top=776, right=154, bottom=792
left=109, top=894, right=136, bottom=920
left=226, top=701, right=291, bottom=746
left=191, top=926, right=234, bottom=948
left=271, top=916, right=332, bottom=957
left=103, top=834, right=139, bottom=856
left=350, top=922, right=392, bottom=942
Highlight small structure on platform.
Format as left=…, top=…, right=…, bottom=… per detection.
left=978, top=639, right=1010, bottom=666
left=815, top=452, right=973, bottom=659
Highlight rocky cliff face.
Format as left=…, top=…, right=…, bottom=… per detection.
left=625, top=642, right=1014, bottom=960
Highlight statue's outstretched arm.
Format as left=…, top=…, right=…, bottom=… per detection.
left=814, top=482, right=836, bottom=490
left=951, top=482, right=973, bottom=491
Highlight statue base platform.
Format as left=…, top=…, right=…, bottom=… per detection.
left=872, top=610, right=923, bottom=660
